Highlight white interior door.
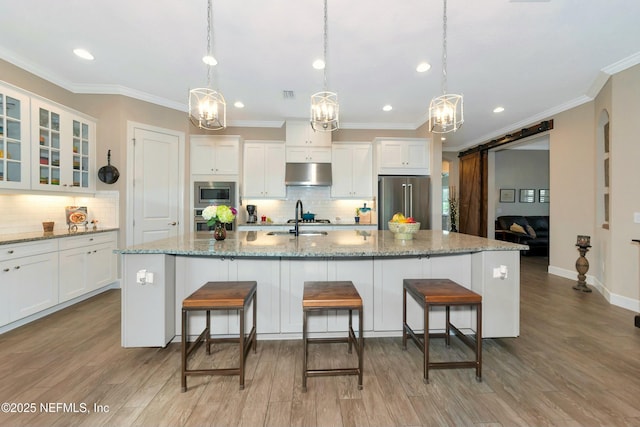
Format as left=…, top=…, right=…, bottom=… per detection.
left=128, top=123, right=184, bottom=246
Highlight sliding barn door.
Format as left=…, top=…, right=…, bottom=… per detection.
left=458, top=150, right=488, bottom=237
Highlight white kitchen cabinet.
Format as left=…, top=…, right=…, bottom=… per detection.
left=286, top=146, right=331, bottom=163
left=280, top=259, right=329, bottom=333
left=243, top=141, right=286, bottom=198
left=0, top=83, right=30, bottom=190
left=31, top=99, right=96, bottom=192
left=190, top=135, right=241, bottom=175
left=331, top=142, right=373, bottom=198
left=373, top=256, right=429, bottom=331
left=0, top=241, right=59, bottom=326
left=373, top=254, right=473, bottom=333
left=327, top=258, right=374, bottom=332
left=59, top=231, right=117, bottom=302
left=174, top=256, right=277, bottom=337
left=376, top=138, right=430, bottom=175
left=233, top=258, right=280, bottom=334
left=285, top=120, right=331, bottom=147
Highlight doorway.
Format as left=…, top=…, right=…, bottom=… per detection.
left=125, top=122, right=185, bottom=246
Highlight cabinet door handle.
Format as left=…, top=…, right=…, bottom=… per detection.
left=168, top=222, right=177, bottom=226
left=14, top=266, right=20, bottom=270
left=2, top=268, right=9, bottom=272
left=7, top=250, right=14, bottom=254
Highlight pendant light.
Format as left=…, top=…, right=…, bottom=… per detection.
left=188, top=0, right=226, bottom=130
left=429, top=0, right=463, bottom=134
left=310, top=0, right=339, bottom=132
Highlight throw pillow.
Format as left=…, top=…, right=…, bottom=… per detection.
left=526, top=224, right=537, bottom=239
left=509, top=223, right=526, bottom=234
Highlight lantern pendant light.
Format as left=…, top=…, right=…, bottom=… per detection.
left=188, top=0, right=226, bottom=130
left=310, top=0, right=339, bottom=132
left=429, top=0, right=463, bottom=134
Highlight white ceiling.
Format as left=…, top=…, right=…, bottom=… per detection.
left=1, top=0, right=639, bottom=151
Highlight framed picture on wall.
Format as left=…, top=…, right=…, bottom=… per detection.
left=520, top=189, right=536, bottom=203
left=500, top=188, right=516, bottom=203
left=539, top=189, right=550, bottom=203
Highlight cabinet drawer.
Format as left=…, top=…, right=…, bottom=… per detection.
left=58, top=231, right=116, bottom=250
left=0, top=239, right=58, bottom=261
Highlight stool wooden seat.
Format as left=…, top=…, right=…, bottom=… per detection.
left=402, top=278, right=482, bottom=383
left=302, top=281, right=364, bottom=392
left=181, top=281, right=257, bottom=392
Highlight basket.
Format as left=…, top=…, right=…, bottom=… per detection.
left=388, top=221, right=420, bottom=240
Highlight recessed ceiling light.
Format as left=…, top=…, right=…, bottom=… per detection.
left=382, top=105, right=393, bottom=112
left=493, top=106, right=505, bottom=113
left=234, top=101, right=245, bottom=108
left=203, top=55, right=218, bottom=66
left=416, top=62, right=431, bottom=73
left=312, top=59, right=325, bottom=70
left=73, top=48, right=94, bottom=61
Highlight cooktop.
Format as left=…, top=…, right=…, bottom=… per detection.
left=287, top=219, right=331, bottom=223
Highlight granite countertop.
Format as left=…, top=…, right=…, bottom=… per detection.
left=115, top=230, right=528, bottom=258
left=237, top=221, right=376, bottom=227
left=0, top=228, right=120, bottom=246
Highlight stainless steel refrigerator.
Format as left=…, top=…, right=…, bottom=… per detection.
left=378, top=175, right=430, bottom=230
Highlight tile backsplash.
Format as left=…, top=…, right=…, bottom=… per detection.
left=0, top=191, right=119, bottom=234
left=241, top=186, right=377, bottom=224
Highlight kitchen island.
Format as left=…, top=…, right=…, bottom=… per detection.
left=116, top=230, right=527, bottom=347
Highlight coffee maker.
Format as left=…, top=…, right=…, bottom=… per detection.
left=246, top=205, right=257, bottom=223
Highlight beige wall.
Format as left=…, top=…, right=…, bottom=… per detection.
left=548, top=101, right=597, bottom=275
left=549, top=63, right=640, bottom=311
left=609, top=64, right=640, bottom=306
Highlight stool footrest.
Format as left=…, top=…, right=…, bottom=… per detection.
left=428, top=361, right=478, bottom=370
left=306, top=368, right=361, bottom=378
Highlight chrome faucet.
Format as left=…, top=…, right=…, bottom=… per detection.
left=291, top=199, right=303, bottom=236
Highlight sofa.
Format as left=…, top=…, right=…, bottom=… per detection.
left=495, top=215, right=549, bottom=255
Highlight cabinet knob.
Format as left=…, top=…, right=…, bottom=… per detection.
left=7, top=250, right=14, bottom=254
left=168, top=222, right=177, bottom=226
left=14, top=266, right=20, bottom=270
left=2, top=268, right=9, bottom=272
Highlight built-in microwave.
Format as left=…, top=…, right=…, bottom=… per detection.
left=194, top=181, right=236, bottom=207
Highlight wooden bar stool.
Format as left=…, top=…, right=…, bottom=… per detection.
left=181, top=281, right=257, bottom=392
left=302, top=281, right=364, bottom=392
left=402, top=278, right=482, bottom=383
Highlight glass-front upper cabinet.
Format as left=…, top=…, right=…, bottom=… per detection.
left=37, top=105, right=62, bottom=187
left=0, top=83, right=30, bottom=189
left=72, top=119, right=91, bottom=189
left=31, top=99, right=95, bottom=192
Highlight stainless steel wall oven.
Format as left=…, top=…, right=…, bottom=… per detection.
left=194, top=181, right=236, bottom=232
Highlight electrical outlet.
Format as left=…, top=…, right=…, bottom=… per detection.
left=493, top=265, right=508, bottom=279
left=136, top=269, right=147, bottom=284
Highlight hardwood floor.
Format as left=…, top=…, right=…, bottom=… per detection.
left=1, top=256, right=639, bottom=426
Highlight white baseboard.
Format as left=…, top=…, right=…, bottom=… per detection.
left=548, top=265, right=640, bottom=313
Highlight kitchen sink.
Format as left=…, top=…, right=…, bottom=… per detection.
left=266, top=231, right=328, bottom=236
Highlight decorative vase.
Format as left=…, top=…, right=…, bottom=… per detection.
left=212, top=222, right=226, bottom=241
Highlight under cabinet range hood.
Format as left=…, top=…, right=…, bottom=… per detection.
left=285, top=163, right=332, bottom=186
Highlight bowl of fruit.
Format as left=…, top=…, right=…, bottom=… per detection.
left=388, top=213, right=420, bottom=240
